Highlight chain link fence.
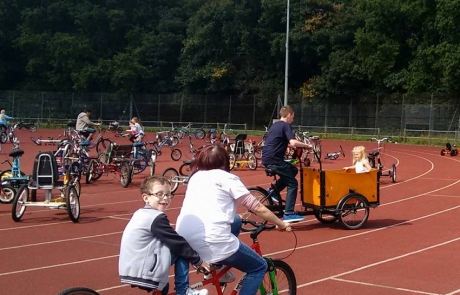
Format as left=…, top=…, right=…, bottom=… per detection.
left=1, top=91, right=459, bottom=137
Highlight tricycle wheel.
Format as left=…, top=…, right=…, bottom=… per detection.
left=314, top=211, right=338, bottom=224
left=119, top=162, right=132, bottom=188
left=247, top=153, right=258, bottom=170
left=390, top=164, right=397, bottom=183
left=228, top=153, right=236, bottom=170
left=162, top=167, right=180, bottom=193
left=12, top=185, right=28, bottom=222
left=0, top=184, right=16, bottom=203
left=337, top=193, right=369, bottom=230
left=451, top=149, right=458, bottom=157
left=440, top=149, right=446, bottom=156
left=66, top=185, right=80, bottom=223
left=303, top=157, right=311, bottom=167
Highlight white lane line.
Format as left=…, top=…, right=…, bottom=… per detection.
left=331, top=278, right=439, bottom=295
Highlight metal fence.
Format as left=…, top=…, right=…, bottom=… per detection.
left=1, top=91, right=459, bottom=135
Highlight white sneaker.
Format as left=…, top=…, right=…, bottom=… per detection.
left=204, top=265, right=236, bottom=283
left=186, top=288, right=208, bottom=295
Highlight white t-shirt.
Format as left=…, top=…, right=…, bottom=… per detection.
left=355, top=160, right=369, bottom=173
left=176, top=169, right=249, bottom=263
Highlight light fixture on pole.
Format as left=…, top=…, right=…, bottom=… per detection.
left=284, top=0, right=290, bottom=106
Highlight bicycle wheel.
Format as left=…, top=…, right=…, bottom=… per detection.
left=240, top=187, right=275, bottom=230
left=65, top=184, right=80, bottom=223
left=12, top=185, right=29, bottom=222
left=0, top=132, right=7, bottom=144
left=56, top=287, right=100, bottom=295
left=171, top=148, right=182, bottom=161
left=162, top=167, right=179, bottom=193
left=179, top=162, right=192, bottom=176
left=0, top=184, right=16, bottom=203
left=119, top=162, right=132, bottom=188
left=228, top=152, right=236, bottom=170
left=258, top=259, right=297, bottom=295
left=247, top=153, right=258, bottom=170
left=195, top=129, right=205, bottom=140
left=390, top=163, right=397, bottom=183
left=0, top=169, right=26, bottom=180
left=337, top=193, right=369, bottom=230
left=96, top=138, right=114, bottom=154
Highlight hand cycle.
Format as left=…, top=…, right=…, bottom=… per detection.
left=55, top=219, right=297, bottom=295
left=368, top=137, right=396, bottom=183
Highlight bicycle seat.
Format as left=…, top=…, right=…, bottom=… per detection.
left=9, top=149, right=24, bottom=158
left=264, top=167, right=277, bottom=177
left=369, top=151, right=379, bottom=157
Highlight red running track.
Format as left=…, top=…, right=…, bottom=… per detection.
left=1, top=129, right=460, bottom=295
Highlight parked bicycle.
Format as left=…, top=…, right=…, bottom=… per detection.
left=368, top=137, right=396, bottom=183
left=15, top=119, right=37, bottom=132
left=177, top=123, right=205, bottom=140
left=151, top=132, right=182, bottom=161
left=56, top=219, right=297, bottom=295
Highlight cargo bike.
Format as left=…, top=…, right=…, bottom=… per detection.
left=246, top=149, right=380, bottom=230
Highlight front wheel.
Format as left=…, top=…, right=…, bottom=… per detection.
left=337, top=194, right=369, bottom=230
left=162, top=168, right=179, bottom=193
left=228, top=152, right=236, bottom=170
left=12, top=185, right=29, bottom=222
left=65, top=185, right=80, bottom=223
left=179, top=162, right=191, bottom=176
left=247, top=153, right=258, bottom=170
left=258, top=259, right=297, bottom=295
left=56, top=287, right=101, bottom=295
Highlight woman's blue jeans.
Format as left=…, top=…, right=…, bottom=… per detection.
left=165, top=216, right=243, bottom=295
left=218, top=214, right=267, bottom=295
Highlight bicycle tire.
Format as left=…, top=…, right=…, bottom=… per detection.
left=96, top=138, right=114, bottom=154
left=179, top=162, right=191, bottom=176
left=258, top=259, right=297, bottom=295
left=56, top=287, right=100, bottom=295
left=195, top=129, right=205, bottom=140
left=240, top=187, right=275, bottom=230
left=0, top=184, right=16, bottom=203
left=162, top=167, right=180, bottom=193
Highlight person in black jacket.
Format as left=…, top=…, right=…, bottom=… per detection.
left=119, top=176, right=210, bottom=295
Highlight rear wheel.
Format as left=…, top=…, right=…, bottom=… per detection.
left=337, top=194, right=369, bottom=230
left=258, top=259, right=297, bottom=295
left=390, top=164, right=397, bottom=183
left=179, top=162, right=191, bottom=176
left=241, top=187, right=276, bottom=229
left=162, top=168, right=179, bottom=193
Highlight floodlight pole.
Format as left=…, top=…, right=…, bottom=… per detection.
left=284, top=0, right=290, bottom=107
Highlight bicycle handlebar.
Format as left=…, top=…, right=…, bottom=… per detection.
left=370, top=137, right=391, bottom=143
left=240, top=219, right=276, bottom=239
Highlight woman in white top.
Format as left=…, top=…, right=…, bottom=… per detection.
left=176, top=145, right=291, bottom=295
left=343, top=145, right=372, bottom=173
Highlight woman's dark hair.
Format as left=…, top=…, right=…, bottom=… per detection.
left=190, top=145, right=230, bottom=173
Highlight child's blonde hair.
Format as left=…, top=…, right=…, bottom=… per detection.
left=352, top=146, right=367, bottom=164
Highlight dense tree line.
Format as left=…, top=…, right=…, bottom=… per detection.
left=1, top=0, right=460, bottom=104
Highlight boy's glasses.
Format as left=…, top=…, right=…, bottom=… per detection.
left=147, top=192, right=173, bottom=199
